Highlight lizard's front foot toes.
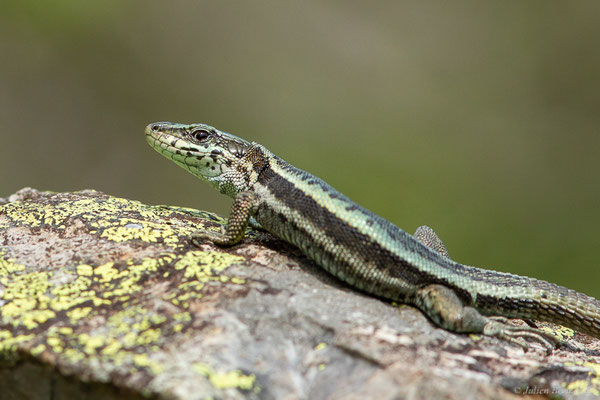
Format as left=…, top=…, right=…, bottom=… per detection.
left=191, top=229, right=242, bottom=247
left=483, top=320, right=560, bottom=352
left=191, top=230, right=227, bottom=247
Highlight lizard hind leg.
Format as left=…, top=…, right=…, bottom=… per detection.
left=412, top=284, right=560, bottom=351
left=413, top=225, right=450, bottom=257
left=412, top=226, right=559, bottom=350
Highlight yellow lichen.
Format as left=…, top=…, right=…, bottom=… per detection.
left=100, top=223, right=175, bottom=244
left=67, top=306, right=93, bottom=322
left=562, top=361, right=600, bottom=396
left=133, top=353, right=164, bottom=374
left=582, top=361, right=600, bottom=376
left=1, top=271, right=55, bottom=329
left=541, top=325, right=574, bottom=341
left=314, top=342, right=327, bottom=351
left=63, top=348, right=86, bottom=363
left=174, top=251, right=244, bottom=281
left=0, top=332, right=35, bottom=354
left=79, top=333, right=105, bottom=355
left=0, top=252, right=26, bottom=278
left=193, top=363, right=257, bottom=391
left=47, top=336, right=64, bottom=353
left=101, top=339, right=122, bottom=356
left=567, top=379, right=600, bottom=396
left=30, top=343, right=46, bottom=356
left=58, top=326, right=73, bottom=335
left=76, top=264, right=94, bottom=277
left=50, top=274, right=97, bottom=311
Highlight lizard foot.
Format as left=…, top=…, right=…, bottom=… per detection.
left=413, top=284, right=561, bottom=353
left=191, top=228, right=238, bottom=247
left=483, top=317, right=561, bottom=352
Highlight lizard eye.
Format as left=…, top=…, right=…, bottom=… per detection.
left=191, top=129, right=210, bottom=142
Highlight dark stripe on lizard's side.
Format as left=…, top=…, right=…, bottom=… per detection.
left=256, top=164, right=532, bottom=304
left=259, top=157, right=532, bottom=287
left=254, top=184, right=461, bottom=301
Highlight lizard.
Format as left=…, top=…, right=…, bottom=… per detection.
left=145, top=121, right=600, bottom=350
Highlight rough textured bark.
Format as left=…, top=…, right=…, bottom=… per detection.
left=1, top=188, right=599, bottom=400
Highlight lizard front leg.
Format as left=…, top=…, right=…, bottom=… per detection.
left=192, top=191, right=258, bottom=247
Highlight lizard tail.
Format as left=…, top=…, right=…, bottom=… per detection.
left=477, top=278, right=600, bottom=339
left=530, top=279, right=600, bottom=338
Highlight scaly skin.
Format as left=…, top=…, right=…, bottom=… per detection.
left=145, top=121, right=600, bottom=349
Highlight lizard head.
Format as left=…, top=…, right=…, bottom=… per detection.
left=145, top=122, right=256, bottom=196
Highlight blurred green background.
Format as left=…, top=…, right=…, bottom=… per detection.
left=1, top=2, right=599, bottom=296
